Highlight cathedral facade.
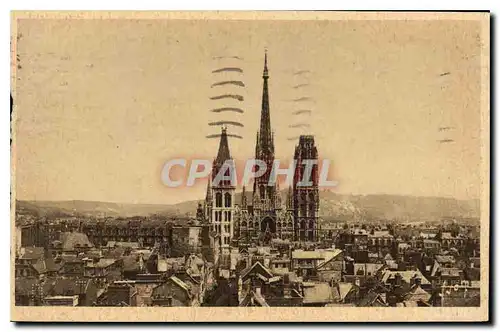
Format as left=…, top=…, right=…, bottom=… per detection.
left=204, top=52, right=320, bottom=248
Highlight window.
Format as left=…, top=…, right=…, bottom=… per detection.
left=227, top=211, right=231, bottom=222
left=301, top=206, right=307, bottom=217
left=215, top=193, right=223, bottom=207
left=224, top=193, right=232, bottom=207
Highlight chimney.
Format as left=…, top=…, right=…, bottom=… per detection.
left=411, top=274, right=421, bottom=287
left=394, top=273, right=402, bottom=287
left=470, top=262, right=474, bottom=269
left=264, top=258, right=270, bottom=268
left=255, top=286, right=262, bottom=297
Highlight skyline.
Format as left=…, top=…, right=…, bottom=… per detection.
left=13, top=18, right=483, bottom=204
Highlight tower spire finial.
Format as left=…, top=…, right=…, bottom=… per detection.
left=263, top=49, right=269, bottom=79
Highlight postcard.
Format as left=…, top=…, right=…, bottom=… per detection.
left=11, top=11, right=490, bottom=322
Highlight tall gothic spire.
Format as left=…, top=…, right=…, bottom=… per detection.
left=253, top=50, right=276, bottom=203
left=206, top=176, right=212, bottom=201
left=258, top=50, right=273, bottom=154
left=215, top=127, right=231, bottom=166
left=241, top=185, right=247, bottom=208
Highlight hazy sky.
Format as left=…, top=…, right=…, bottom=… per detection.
left=14, top=18, right=484, bottom=204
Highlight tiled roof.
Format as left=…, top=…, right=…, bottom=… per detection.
left=302, top=282, right=334, bottom=304
left=32, top=257, right=59, bottom=274
left=61, top=232, right=93, bottom=251
left=240, top=261, right=273, bottom=280
left=435, top=255, right=456, bottom=264
left=292, top=249, right=341, bottom=261
left=19, top=247, right=45, bottom=260
left=404, top=285, right=431, bottom=302
left=86, top=258, right=117, bottom=269
left=333, top=282, right=354, bottom=302
left=381, top=270, right=431, bottom=285
left=369, top=231, right=393, bottom=238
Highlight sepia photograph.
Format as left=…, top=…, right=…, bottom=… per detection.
left=10, top=11, right=490, bottom=322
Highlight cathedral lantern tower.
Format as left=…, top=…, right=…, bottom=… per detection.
left=252, top=51, right=281, bottom=239
left=253, top=51, right=276, bottom=204
left=293, top=135, right=319, bottom=242
left=206, top=127, right=235, bottom=253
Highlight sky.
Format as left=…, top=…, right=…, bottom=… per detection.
left=13, top=17, right=485, bottom=204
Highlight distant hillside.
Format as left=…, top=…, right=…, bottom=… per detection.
left=317, top=192, right=480, bottom=222
left=15, top=200, right=182, bottom=218
left=15, top=192, right=479, bottom=222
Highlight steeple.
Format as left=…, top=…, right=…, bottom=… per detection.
left=253, top=50, right=276, bottom=205
left=263, top=50, right=269, bottom=79
left=215, top=126, right=231, bottom=166
left=286, top=186, right=293, bottom=209
left=205, top=176, right=212, bottom=201
left=241, top=185, right=247, bottom=208
left=258, top=50, right=273, bottom=154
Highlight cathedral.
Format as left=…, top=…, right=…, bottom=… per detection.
left=203, top=52, right=320, bottom=251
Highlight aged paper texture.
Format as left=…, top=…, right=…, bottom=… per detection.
left=11, top=11, right=490, bottom=322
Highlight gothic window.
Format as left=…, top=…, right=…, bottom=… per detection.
left=227, top=211, right=231, bottom=222
left=301, top=206, right=307, bottom=217
left=242, top=221, right=247, bottom=227
left=215, top=193, right=223, bottom=207
left=224, top=193, right=232, bottom=207
left=288, top=222, right=293, bottom=228
left=277, top=222, right=282, bottom=228
left=309, top=221, right=314, bottom=229
left=215, top=211, right=222, bottom=222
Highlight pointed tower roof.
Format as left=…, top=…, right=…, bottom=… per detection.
left=258, top=50, right=273, bottom=154
left=241, top=185, right=247, bottom=207
left=206, top=177, right=212, bottom=201
left=215, top=127, right=232, bottom=165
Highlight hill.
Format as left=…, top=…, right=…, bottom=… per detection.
left=15, top=192, right=479, bottom=222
